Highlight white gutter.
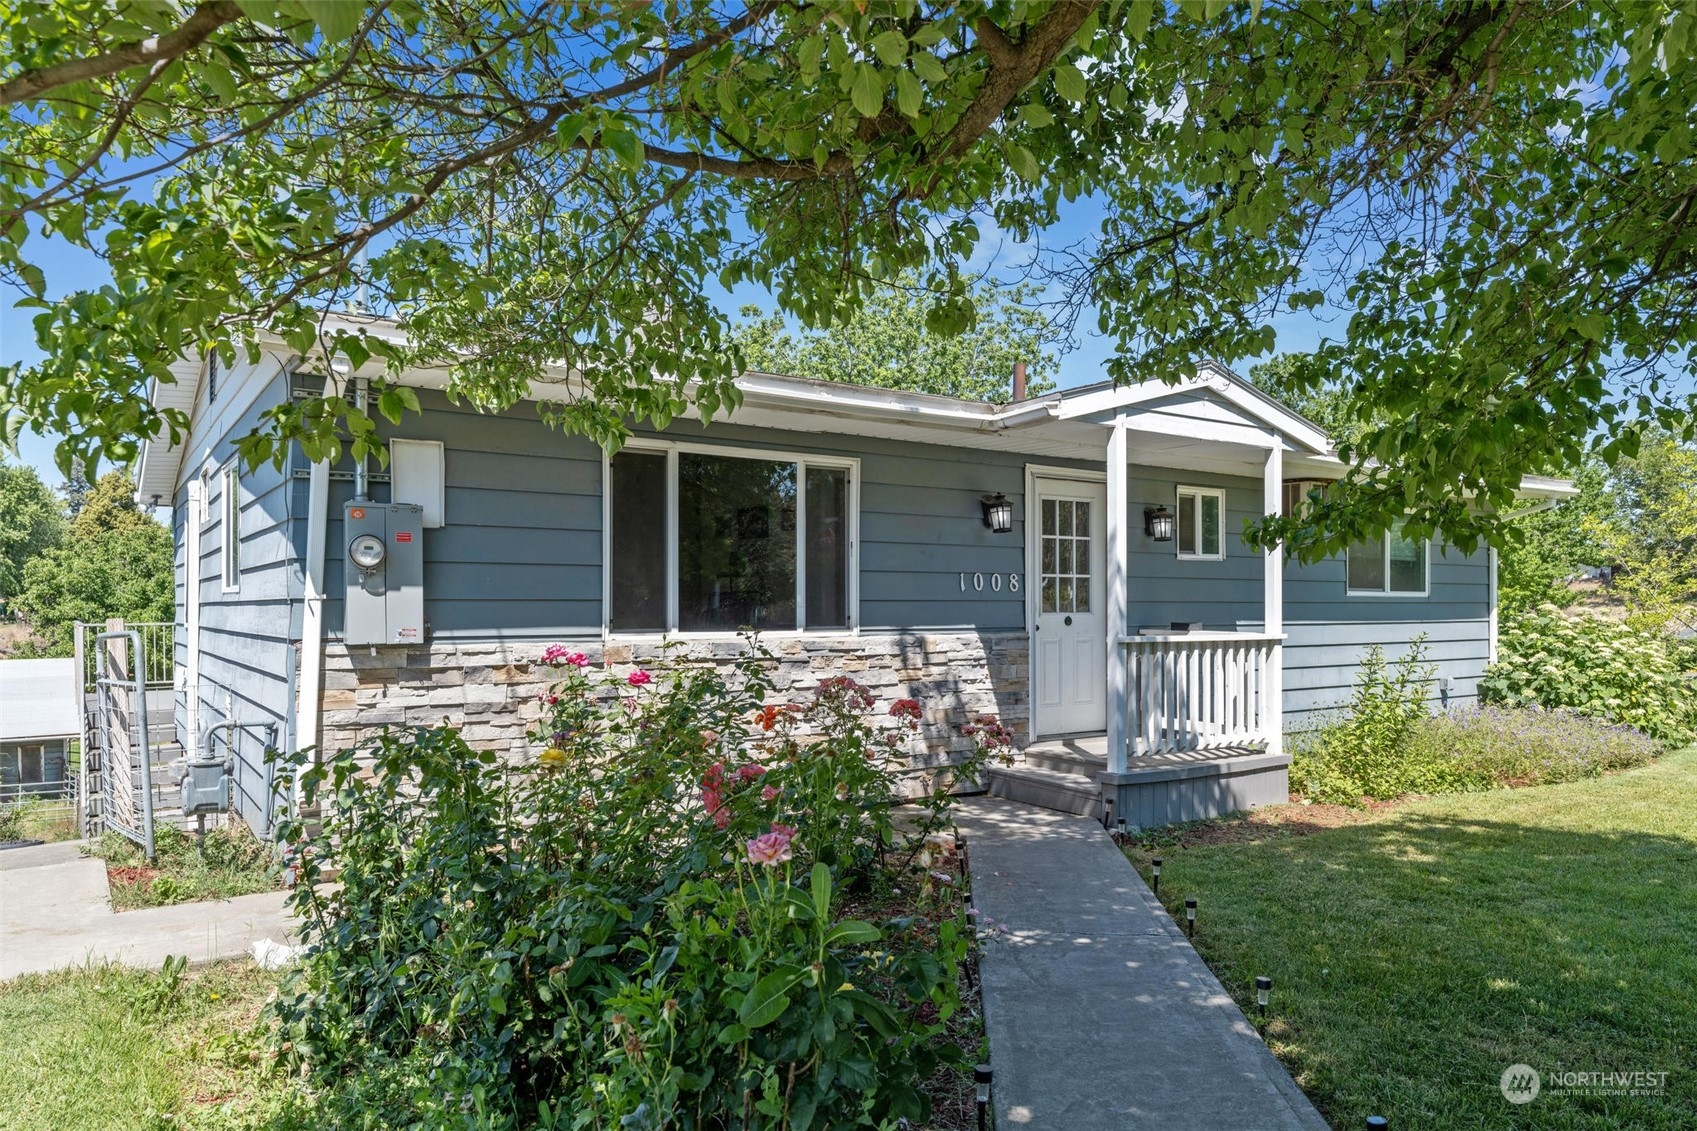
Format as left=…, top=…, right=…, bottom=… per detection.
left=1501, top=498, right=1561, bottom=521
left=294, top=457, right=330, bottom=785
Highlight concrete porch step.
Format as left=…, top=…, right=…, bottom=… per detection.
left=985, top=763, right=1103, bottom=819
left=1022, top=746, right=1109, bottom=776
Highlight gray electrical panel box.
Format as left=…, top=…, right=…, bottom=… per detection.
left=344, top=501, right=425, bottom=646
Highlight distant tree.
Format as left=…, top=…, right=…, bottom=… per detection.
left=10, top=470, right=172, bottom=655
left=1246, top=354, right=1361, bottom=443
left=1495, top=462, right=1609, bottom=615
left=732, top=274, right=1062, bottom=402
left=1593, top=434, right=1697, bottom=635
left=0, top=460, right=64, bottom=605
left=59, top=461, right=90, bottom=520
left=71, top=470, right=157, bottom=539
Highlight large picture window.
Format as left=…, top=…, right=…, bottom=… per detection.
left=1347, top=519, right=1429, bottom=596
left=1175, top=486, right=1224, bottom=560
left=608, top=447, right=855, bottom=633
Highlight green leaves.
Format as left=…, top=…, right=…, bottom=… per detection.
left=738, top=966, right=802, bottom=1028
left=2, top=0, right=1692, bottom=559
left=299, top=1, right=364, bottom=40
left=850, top=64, right=883, bottom=117
left=1052, top=62, right=1087, bottom=103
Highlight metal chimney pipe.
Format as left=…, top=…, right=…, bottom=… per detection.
left=1012, top=361, right=1027, bottom=402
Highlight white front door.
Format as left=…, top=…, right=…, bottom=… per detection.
left=1031, top=478, right=1107, bottom=737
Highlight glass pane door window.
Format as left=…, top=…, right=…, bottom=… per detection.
left=609, top=448, right=855, bottom=632
left=1039, top=497, right=1092, bottom=614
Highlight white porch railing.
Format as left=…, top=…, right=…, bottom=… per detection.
left=1121, top=633, right=1283, bottom=755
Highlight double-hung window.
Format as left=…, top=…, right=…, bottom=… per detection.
left=1175, top=486, right=1225, bottom=560
left=1347, top=518, right=1429, bottom=596
left=608, top=446, right=855, bottom=633
left=220, top=466, right=241, bottom=592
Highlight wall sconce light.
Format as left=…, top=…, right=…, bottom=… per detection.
left=1144, top=504, right=1175, bottom=541
left=980, top=492, right=1013, bottom=534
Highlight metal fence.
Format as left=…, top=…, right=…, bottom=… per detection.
left=75, top=621, right=174, bottom=691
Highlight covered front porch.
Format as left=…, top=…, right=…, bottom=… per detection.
left=990, top=366, right=1330, bottom=823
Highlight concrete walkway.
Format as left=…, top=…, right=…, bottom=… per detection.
left=0, top=841, right=294, bottom=979
left=954, top=797, right=1329, bottom=1131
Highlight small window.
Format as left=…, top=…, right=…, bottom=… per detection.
left=1347, top=519, right=1428, bottom=596
left=220, top=466, right=241, bottom=592
left=1175, top=486, right=1224, bottom=560
left=1282, top=479, right=1333, bottom=518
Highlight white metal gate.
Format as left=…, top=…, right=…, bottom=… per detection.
left=79, top=625, right=161, bottom=857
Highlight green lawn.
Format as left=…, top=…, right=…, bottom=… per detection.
left=1129, top=749, right=1697, bottom=1130
left=0, top=961, right=298, bottom=1131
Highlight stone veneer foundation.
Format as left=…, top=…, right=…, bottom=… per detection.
left=319, top=632, right=1028, bottom=787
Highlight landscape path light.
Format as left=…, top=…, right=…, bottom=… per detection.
left=974, top=1064, right=993, bottom=1131
left=1184, top=897, right=1197, bottom=938
left=1366, top=1118, right=1389, bottom=1129
left=1150, top=856, right=1162, bottom=895
left=1255, top=975, right=1272, bottom=1027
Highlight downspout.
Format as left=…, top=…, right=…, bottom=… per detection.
left=295, top=454, right=330, bottom=795
left=351, top=372, right=370, bottom=502
left=183, top=478, right=203, bottom=758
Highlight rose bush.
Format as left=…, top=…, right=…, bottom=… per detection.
left=269, top=642, right=1000, bottom=1129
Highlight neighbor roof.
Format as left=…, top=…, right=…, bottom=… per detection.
left=0, top=658, right=79, bottom=743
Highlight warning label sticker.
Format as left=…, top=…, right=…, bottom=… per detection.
left=395, top=531, right=413, bottom=543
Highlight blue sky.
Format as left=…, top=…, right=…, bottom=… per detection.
left=1, top=198, right=1331, bottom=491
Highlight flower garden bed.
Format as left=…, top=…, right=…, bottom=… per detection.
left=267, top=640, right=1008, bottom=1129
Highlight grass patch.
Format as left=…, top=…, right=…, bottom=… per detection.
left=0, top=797, right=79, bottom=843
left=0, top=960, right=302, bottom=1131
left=89, top=822, right=280, bottom=911
left=1128, top=749, right=1697, bottom=1129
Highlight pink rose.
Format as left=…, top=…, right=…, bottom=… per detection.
left=626, top=669, right=653, bottom=687
left=745, top=824, right=796, bottom=866
left=563, top=651, right=590, bottom=668
left=761, top=784, right=780, bottom=802
left=736, top=763, right=767, bottom=783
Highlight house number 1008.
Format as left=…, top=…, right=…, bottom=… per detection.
left=960, top=572, right=1020, bottom=593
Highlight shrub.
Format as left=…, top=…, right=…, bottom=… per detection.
left=1480, top=605, right=1696, bottom=745
left=269, top=644, right=986, bottom=1130
left=1410, top=706, right=1662, bottom=788
left=1290, top=638, right=1441, bottom=804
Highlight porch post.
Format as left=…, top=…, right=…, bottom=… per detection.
left=1262, top=444, right=1285, bottom=757
left=1106, top=416, right=1129, bottom=774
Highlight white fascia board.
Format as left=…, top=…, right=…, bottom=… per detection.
left=135, top=356, right=205, bottom=506
left=1052, top=378, right=1222, bottom=420
left=1284, top=450, right=1578, bottom=503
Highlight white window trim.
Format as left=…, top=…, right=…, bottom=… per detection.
left=220, top=465, right=241, bottom=593
left=1346, top=520, right=1431, bottom=598
left=1174, top=485, right=1226, bottom=561
left=601, top=439, right=860, bottom=638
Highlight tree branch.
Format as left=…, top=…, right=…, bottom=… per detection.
left=0, top=1, right=245, bottom=106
